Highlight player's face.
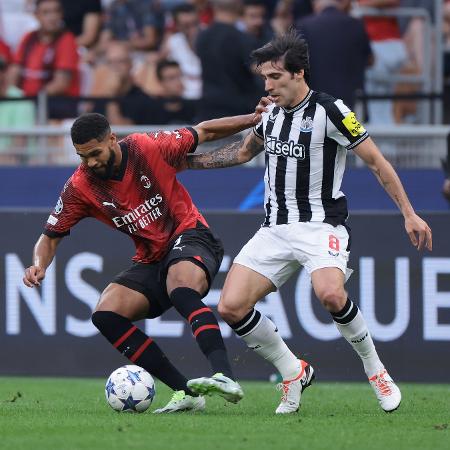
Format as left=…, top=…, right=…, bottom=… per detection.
left=259, top=60, right=306, bottom=108
left=75, top=133, right=119, bottom=179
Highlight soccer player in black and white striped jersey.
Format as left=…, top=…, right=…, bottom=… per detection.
left=186, top=30, right=433, bottom=414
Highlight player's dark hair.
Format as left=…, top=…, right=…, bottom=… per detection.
left=71, top=113, right=111, bottom=145
left=156, top=59, right=180, bottom=81
left=251, top=28, right=310, bottom=82
left=172, top=2, right=196, bottom=20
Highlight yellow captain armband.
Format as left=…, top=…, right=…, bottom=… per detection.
left=342, top=112, right=366, bottom=137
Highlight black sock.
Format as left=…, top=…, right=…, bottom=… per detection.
left=330, top=298, right=359, bottom=324
left=230, top=309, right=262, bottom=336
left=169, top=287, right=234, bottom=379
left=92, top=311, right=196, bottom=395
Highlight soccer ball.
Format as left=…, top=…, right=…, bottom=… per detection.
left=105, top=365, right=155, bottom=413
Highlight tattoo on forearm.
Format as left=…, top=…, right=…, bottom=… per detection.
left=187, top=139, right=243, bottom=169
left=187, top=133, right=264, bottom=169
left=246, top=136, right=264, bottom=158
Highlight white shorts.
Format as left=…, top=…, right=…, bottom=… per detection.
left=234, top=222, right=352, bottom=288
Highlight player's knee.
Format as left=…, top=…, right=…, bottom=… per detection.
left=218, top=296, right=245, bottom=324
left=91, top=310, right=110, bottom=331
left=167, top=264, right=208, bottom=294
left=317, top=288, right=346, bottom=313
left=218, top=303, right=238, bottom=324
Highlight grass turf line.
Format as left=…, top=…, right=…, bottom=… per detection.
left=0, top=377, right=449, bottom=450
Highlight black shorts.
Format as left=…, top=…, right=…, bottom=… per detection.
left=161, top=221, right=224, bottom=290
left=112, top=262, right=172, bottom=319
left=112, top=222, right=223, bottom=317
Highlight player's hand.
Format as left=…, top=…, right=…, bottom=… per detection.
left=252, top=96, right=273, bottom=124
left=23, top=266, right=46, bottom=288
left=405, top=214, right=432, bottom=251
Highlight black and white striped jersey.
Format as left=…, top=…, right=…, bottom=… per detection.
left=253, top=90, right=369, bottom=227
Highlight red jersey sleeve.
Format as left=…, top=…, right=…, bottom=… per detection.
left=143, top=127, right=198, bottom=170
left=43, top=176, right=90, bottom=237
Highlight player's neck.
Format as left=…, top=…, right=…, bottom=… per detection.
left=112, top=143, right=123, bottom=173
left=286, top=85, right=310, bottom=110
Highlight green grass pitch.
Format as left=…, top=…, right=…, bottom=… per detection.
left=0, top=377, right=449, bottom=450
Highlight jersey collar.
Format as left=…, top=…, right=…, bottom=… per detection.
left=282, top=89, right=313, bottom=114
left=111, top=140, right=128, bottom=181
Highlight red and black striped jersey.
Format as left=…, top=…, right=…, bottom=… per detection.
left=44, top=127, right=208, bottom=263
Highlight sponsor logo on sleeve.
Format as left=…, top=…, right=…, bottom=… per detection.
left=342, top=112, right=366, bottom=137
left=47, top=215, right=58, bottom=226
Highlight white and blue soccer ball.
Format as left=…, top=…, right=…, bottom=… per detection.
left=105, top=365, right=155, bottom=413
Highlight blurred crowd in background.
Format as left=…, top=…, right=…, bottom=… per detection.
left=0, top=0, right=447, bottom=161
left=0, top=0, right=450, bottom=201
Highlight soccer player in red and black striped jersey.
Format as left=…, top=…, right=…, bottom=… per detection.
left=22, top=110, right=264, bottom=413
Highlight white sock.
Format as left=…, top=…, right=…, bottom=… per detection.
left=234, top=311, right=300, bottom=380
left=333, top=300, right=384, bottom=378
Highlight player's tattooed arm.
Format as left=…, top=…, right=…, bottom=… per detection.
left=187, top=132, right=264, bottom=169
left=187, top=139, right=244, bottom=169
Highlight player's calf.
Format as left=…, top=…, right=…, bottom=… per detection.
left=170, top=287, right=235, bottom=379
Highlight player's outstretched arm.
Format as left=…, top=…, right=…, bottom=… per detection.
left=193, top=97, right=271, bottom=144
left=354, top=137, right=432, bottom=251
left=23, top=234, right=62, bottom=288
left=187, top=132, right=264, bottom=169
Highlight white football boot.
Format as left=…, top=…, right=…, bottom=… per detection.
left=187, top=373, right=244, bottom=403
left=153, top=390, right=205, bottom=414
left=275, top=360, right=314, bottom=414
left=368, top=369, right=401, bottom=412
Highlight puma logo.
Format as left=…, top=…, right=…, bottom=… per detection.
left=173, top=235, right=185, bottom=251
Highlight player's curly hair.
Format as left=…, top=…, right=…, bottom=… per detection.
left=251, top=28, right=310, bottom=82
left=71, top=113, right=111, bottom=145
